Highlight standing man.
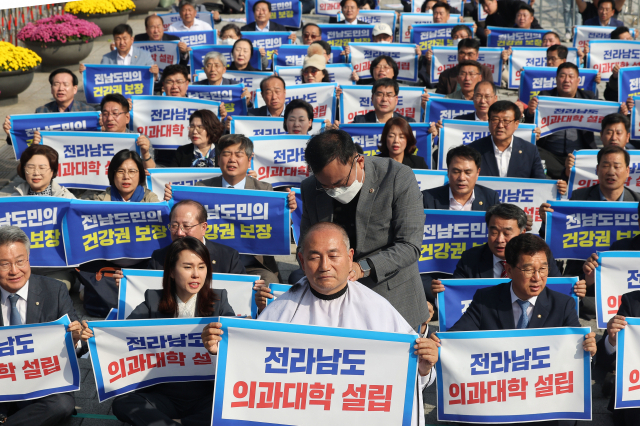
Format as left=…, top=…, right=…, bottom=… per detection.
left=296, top=129, right=430, bottom=330
left=168, top=0, right=213, bottom=31
left=353, top=79, right=416, bottom=123
left=583, top=0, right=624, bottom=26
left=479, top=0, right=541, bottom=45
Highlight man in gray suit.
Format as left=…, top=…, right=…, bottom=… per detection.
left=0, top=227, right=84, bottom=426
left=296, top=129, right=429, bottom=329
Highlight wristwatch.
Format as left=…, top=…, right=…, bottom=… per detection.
left=358, top=259, right=371, bottom=278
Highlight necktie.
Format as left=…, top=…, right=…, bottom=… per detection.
left=499, top=261, right=508, bottom=278
left=228, top=185, right=234, bottom=189
left=7, top=294, right=21, bottom=326
left=516, top=299, right=531, bottom=329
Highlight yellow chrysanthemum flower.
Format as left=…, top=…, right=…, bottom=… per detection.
left=64, top=0, right=136, bottom=15
left=0, top=42, right=42, bottom=72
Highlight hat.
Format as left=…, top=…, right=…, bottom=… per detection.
left=302, top=54, right=327, bottom=71
left=372, top=23, right=393, bottom=37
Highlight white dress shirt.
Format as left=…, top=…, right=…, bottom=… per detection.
left=491, top=136, right=513, bottom=177
left=167, top=18, right=213, bottom=32
left=117, top=49, right=133, bottom=66
left=509, top=284, right=537, bottom=327
left=266, top=107, right=285, bottom=117
left=345, top=18, right=359, bottom=24
left=474, top=113, right=483, bottom=121
left=176, top=293, right=197, bottom=318
left=222, top=176, right=246, bottom=189
left=492, top=255, right=506, bottom=278
left=255, top=21, right=270, bottom=32
left=604, top=333, right=617, bottom=354
left=449, top=188, right=475, bottom=211
left=1, top=281, right=29, bottom=325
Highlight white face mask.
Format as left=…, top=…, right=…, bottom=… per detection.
left=379, top=39, right=392, bottom=43
left=221, top=38, right=236, bottom=45
left=325, top=158, right=363, bottom=204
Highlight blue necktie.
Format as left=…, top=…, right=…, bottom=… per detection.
left=516, top=299, right=531, bottom=329
left=7, top=294, right=22, bottom=326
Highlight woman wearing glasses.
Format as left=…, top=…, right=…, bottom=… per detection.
left=168, top=109, right=224, bottom=168
left=353, top=55, right=398, bottom=85
left=91, top=149, right=160, bottom=202
left=13, top=144, right=75, bottom=198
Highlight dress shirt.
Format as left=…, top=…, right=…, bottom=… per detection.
left=117, top=49, right=133, bottom=66
left=475, top=113, right=483, bottom=121
left=222, top=176, right=246, bottom=189
left=448, top=188, right=475, bottom=211
left=604, top=334, right=616, bottom=354
left=176, top=293, right=197, bottom=318
left=345, top=19, right=359, bottom=24
left=255, top=21, right=270, bottom=32
left=167, top=18, right=213, bottom=32
left=599, top=188, right=625, bottom=202
left=491, top=136, right=513, bottom=177
left=1, top=281, right=29, bottom=325
left=492, top=255, right=505, bottom=278
left=266, top=107, right=285, bottom=117
left=509, top=283, right=537, bottom=327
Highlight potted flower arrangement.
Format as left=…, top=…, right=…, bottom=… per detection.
left=65, top=0, right=136, bottom=35
left=0, top=42, right=41, bottom=100
left=18, top=14, right=102, bottom=66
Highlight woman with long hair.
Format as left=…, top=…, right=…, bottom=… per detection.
left=377, top=117, right=429, bottom=169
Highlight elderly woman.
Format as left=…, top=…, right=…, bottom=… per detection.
left=301, top=54, right=331, bottom=83
left=284, top=99, right=314, bottom=134
left=218, top=24, right=269, bottom=69
left=13, top=144, right=75, bottom=198
left=377, top=117, right=429, bottom=169
left=169, top=109, right=223, bottom=167
left=92, top=149, right=160, bottom=202
left=195, top=51, right=238, bottom=85
left=229, top=38, right=260, bottom=71
left=354, top=55, right=399, bottom=85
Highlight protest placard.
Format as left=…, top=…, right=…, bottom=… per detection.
left=616, top=318, right=640, bottom=409
left=519, top=67, right=598, bottom=106
left=340, top=85, right=423, bottom=123
left=83, top=65, right=154, bottom=104
left=230, top=116, right=325, bottom=137
left=246, top=0, right=302, bottom=28
left=486, top=26, right=546, bottom=48
left=587, top=40, right=640, bottom=81
left=349, top=43, right=418, bottom=82
left=507, top=47, right=580, bottom=90
left=595, top=251, right=640, bottom=329
left=133, top=41, right=180, bottom=73
left=146, top=168, right=223, bottom=200
left=568, top=149, right=640, bottom=197
left=535, top=96, right=621, bottom=137
left=251, top=135, right=311, bottom=187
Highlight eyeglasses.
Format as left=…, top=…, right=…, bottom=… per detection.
left=316, top=155, right=359, bottom=191
left=302, top=67, right=321, bottom=75
left=489, top=118, right=516, bottom=126
left=204, top=63, right=225, bottom=70
left=116, top=169, right=139, bottom=177
left=459, top=72, right=481, bottom=78
left=303, top=32, right=320, bottom=39
left=189, top=124, right=205, bottom=132
left=169, top=222, right=204, bottom=232
left=101, top=111, right=126, bottom=118
left=374, top=65, right=392, bottom=72
left=164, top=79, right=187, bottom=86
left=24, top=165, right=51, bottom=175
left=513, top=266, right=549, bottom=277
left=0, top=258, right=28, bottom=271
left=374, top=92, right=397, bottom=100
left=473, top=94, right=494, bottom=101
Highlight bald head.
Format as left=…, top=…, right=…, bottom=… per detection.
left=300, top=222, right=350, bottom=254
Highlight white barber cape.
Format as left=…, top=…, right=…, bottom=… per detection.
left=258, top=278, right=435, bottom=426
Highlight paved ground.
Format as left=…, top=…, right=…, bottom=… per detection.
left=0, top=1, right=625, bottom=424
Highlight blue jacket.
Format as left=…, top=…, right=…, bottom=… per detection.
left=100, top=46, right=155, bottom=66
left=583, top=16, right=625, bottom=27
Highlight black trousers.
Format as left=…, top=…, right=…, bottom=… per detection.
left=0, top=393, right=74, bottom=426
left=112, top=381, right=214, bottom=426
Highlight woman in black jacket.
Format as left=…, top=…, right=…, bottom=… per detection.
left=377, top=117, right=429, bottom=169
left=170, top=109, right=224, bottom=167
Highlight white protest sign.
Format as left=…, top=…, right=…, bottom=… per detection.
left=476, top=177, right=559, bottom=234
left=437, top=328, right=592, bottom=423
left=275, top=64, right=355, bottom=87
left=587, top=40, right=640, bottom=82
left=349, top=43, right=419, bottom=83
left=595, top=251, right=640, bottom=329
left=0, top=315, right=80, bottom=402
left=414, top=169, right=448, bottom=191
left=132, top=95, right=220, bottom=149
left=535, top=96, right=621, bottom=138
left=40, top=131, right=138, bottom=191
left=572, top=25, right=637, bottom=49
left=231, top=116, right=324, bottom=138
left=257, top=83, right=338, bottom=123
left=146, top=168, right=223, bottom=200
left=399, top=13, right=461, bottom=43
left=118, top=269, right=260, bottom=320
left=133, top=41, right=180, bottom=73
left=431, top=47, right=502, bottom=85
left=223, top=71, right=272, bottom=102
left=339, top=85, right=424, bottom=123
left=316, top=0, right=342, bottom=16
left=508, top=47, right=580, bottom=89
left=336, top=10, right=397, bottom=35
left=568, top=149, right=640, bottom=197
left=616, top=319, right=640, bottom=409
left=251, top=135, right=311, bottom=187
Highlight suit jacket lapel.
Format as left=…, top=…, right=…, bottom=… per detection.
left=356, top=157, right=379, bottom=251
left=25, top=278, right=43, bottom=325
left=481, top=138, right=500, bottom=177
left=245, top=177, right=256, bottom=190
left=471, top=187, right=486, bottom=211
left=506, top=138, right=522, bottom=177
left=528, top=287, right=550, bottom=328
left=479, top=245, right=495, bottom=278
left=498, top=282, right=516, bottom=329
left=315, top=191, right=334, bottom=223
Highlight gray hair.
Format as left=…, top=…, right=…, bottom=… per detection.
left=299, top=222, right=350, bottom=254
left=0, top=226, right=30, bottom=255
left=485, top=203, right=528, bottom=231
left=203, top=51, right=228, bottom=69
left=178, top=0, right=197, bottom=10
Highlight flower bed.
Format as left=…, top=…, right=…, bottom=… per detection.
left=18, top=14, right=102, bottom=45
left=0, top=41, right=41, bottom=72
left=64, top=0, right=137, bottom=15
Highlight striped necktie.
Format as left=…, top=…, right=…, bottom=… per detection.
left=499, top=261, right=508, bottom=278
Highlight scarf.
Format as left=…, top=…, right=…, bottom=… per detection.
left=192, top=145, right=216, bottom=168
left=110, top=185, right=145, bottom=202
left=28, top=184, right=53, bottom=196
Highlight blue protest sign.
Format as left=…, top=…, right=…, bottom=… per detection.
left=519, top=67, right=598, bottom=106
left=291, top=188, right=303, bottom=247
left=250, top=283, right=293, bottom=318
left=246, top=0, right=302, bottom=28
left=83, top=64, right=154, bottom=104
left=318, top=24, right=375, bottom=47
left=170, top=186, right=291, bottom=255
left=420, top=210, right=487, bottom=273
left=619, top=66, right=640, bottom=102
left=190, top=45, right=262, bottom=74
left=186, top=84, right=247, bottom=116
left=105, top=309, right=118, bottom=320
left=0, top=197, right=69, bottom=267
left=273, top=45, right=345, bottom=67
left=486, top=26, right=547, bottom=48
left=61, top=200, right=172, bottom=266
left=544, top=200, right=639, bottom=260
left=437, top=277, right=580, bottom=331
left=165, top=30, right=216, bottom=46
left=242, top=31, right=292, bottom=69
left=410, top=23, right=474, bottom=50
left=133, top=41, right=180, bottom=73
left=9, top=111, right=100, bottom=159
left=424, top=97, right=474, bottom=123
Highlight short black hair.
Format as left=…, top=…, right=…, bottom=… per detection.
left=311, top=40, right=332, bottom=55
left=220, top=23, right=242, bottom=37
left=516, top=3, right=535, bottom=15
left=253, top=0, right=271, bottom=12
left=601, top=113, right=630, bottom=133
left=259, top=75, right=286, bottom=92
left=431, top=1, right=451, bottom=13
left=485, top=203, right=528, bottom=231
left=371, top=55, right=398, bottom=79
left=547, top=44, right=568, bottom=60
left=598, top=0, right=616, bottom=9
left=144, top=14, right=163, bottom=28
left=446, top=145, right=482, bottom=169
left=340, top=0, right=359, bottom=7
left=488, top=100, right=522, bottom=121
left=458, top=59, right=483, bottom=74
left=283, top=99, right=314, bottom=132
left=556, top=62, right=579, bottom=76
left=451, top=25, right=473, bottom=38
left=302, top=22, right=321, bottom=34
left=305, top=129, right=357, bottom=174
left=100, top=93, right=129, bottom=113
left=113, top=24, right=133, bottom=38
left=458, top=38, right=480, bottom=52
left=611, top=26, right=631, bottom=39
left=48, top=68, right=78, bottom=86
left=474, top=80, right=496, bottom=95
left=598, top=145, right=630, bottom=167
left=505, top=233, right=552, bottom=267
left=160, top=64, right=189, bottom=85
left=543, top=31, right=561, bottom=41
left=107, top=149, right=145, bottom=187
left=372, top=78, right=399, bottom=96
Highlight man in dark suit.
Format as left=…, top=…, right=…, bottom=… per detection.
left=583, top=0, right=625, bottom=26
left=241, top=0, right=297, bottom=44
left=526, top=62, right=598, bottom=179
left=328, top=0, right=368, bottom=24
left=353, top=79, right=416, bottom=124
left=247, top=75, right=286, bottom=117
left=0, top=227, right=84, bottom=426
left=478, top=0, right=542, bottom=45
left=134, top=15, right=189, bottom=67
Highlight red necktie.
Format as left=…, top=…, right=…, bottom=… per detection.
left=499, top=261, right=508, bottom=278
